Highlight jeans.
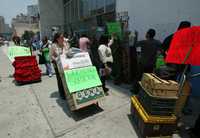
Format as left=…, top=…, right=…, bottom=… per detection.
left=45, top=63, right=52, bottom=75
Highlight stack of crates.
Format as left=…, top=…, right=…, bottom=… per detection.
left=131, top=73, right=179, bottom=138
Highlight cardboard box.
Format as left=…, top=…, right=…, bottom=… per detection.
left=141, top=73, right=179, bottom=97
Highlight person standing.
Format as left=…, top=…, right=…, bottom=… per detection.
left=162, top=21, right=191, bottom=56
left=110, top=33, right=123, bottom=85
left=50, top=33, right=69, bottom=99
left=98, top=35, right=113, bottom=95
left=40, top=36, right=53, bottom=77
left=12, top=35, right=20, bottom=46
left=138, top=29, right=161, bottom=74
left=79, top=34, right=90, bottom=52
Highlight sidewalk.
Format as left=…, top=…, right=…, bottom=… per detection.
left=0, top=45, right=137, bottom=138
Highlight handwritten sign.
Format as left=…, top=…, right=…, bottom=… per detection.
left=107, top=22, right=122, bottom=39
left=75, top=87, right=104, bottom=105
left=8, top=46, right=31, bottom=62
left=64, top=66, right=102, bottom=93
left=59, top=52, right=92, bottom=70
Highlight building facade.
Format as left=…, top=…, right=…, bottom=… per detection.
left=0, top=16, right=5, bottom=33
left=38, top=0, right=64, bottom=39
left=63, top=0, right=116, bottom=36
left=38, top=0, right=200, bottom=40
left=12, top=14, right=39, bottom=37
left=27, top=5, right=39, bottom=17
left=116, top=0, right=200, bottom=41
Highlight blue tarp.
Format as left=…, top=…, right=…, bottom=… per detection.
left=190, top=66, right=200, bottom=96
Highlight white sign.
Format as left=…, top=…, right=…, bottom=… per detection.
left=116, top=11, right=129, bottom=21
left=59, top=52, right=92, bottom=70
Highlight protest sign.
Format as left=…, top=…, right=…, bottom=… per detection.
left=58, top=52, right=92, bottom=70
left=75, top=86, right=104, bottom=105
left=107, top=22, right=122, bottom=39
left=8, top=46, right=31, bottom=62
left=64, top=66, right=102, bottom=93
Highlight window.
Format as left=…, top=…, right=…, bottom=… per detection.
left=96, top=0, right=104, bottom=14
left=106, top=0, right=115, bottom=12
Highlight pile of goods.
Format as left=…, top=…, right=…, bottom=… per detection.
left=13, top=56, right=41, bottom=85
left=131, top=73, right=180, bottom=138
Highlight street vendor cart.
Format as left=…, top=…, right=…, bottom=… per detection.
left=56, top=48, right=105, bottom=111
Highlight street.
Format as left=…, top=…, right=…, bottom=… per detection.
left=0, top=45, right=138, bottom=138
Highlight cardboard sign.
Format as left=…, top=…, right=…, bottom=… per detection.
left=8, top=46, right=31, bottom=62
left=75, top=87, right=104, bottom=105
left=59, top=52, right=92, bottom=70
left=107, top=22, right=122, bottom=39
left=64, top=66, right=102, bottom=93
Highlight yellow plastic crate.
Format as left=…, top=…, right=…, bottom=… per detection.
left=131, top=96, right=177, bottom=124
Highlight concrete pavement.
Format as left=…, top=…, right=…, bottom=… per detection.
left=0, top=46, right=54, bottom=138
left=0, top=45, right=138, bottom=138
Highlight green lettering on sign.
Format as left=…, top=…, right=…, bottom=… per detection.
left=107, top=22, right=122, bottom=39
left=8, top=46, right=31, bottom=61
left=64, top=66, right=102, bottom=93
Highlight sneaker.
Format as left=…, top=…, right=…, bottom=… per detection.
left=48, top=74, right=52, bottom=77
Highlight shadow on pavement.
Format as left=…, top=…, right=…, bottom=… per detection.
left=41, top=72, right=56, bottom=76
left=51, top=91, right=104, bottom=122
left=107, top=81, right=133, bottom=97
left=12, top=79, right=42, bottom=86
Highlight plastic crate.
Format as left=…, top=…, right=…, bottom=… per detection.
left=138, top=82, right=177, bottom=116
left=130, top=96, right=177, bottom=138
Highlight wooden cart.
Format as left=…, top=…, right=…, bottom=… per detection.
left=57, top=50, right=105, bottom=111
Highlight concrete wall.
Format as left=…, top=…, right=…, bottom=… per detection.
left=38, top=0, right=64, bottom=39
left=116, top=0, right=200, bottom=41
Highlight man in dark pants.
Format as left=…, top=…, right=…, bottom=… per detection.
left=131, top=29, right=161, bottom=94
left=110, top=35, right=123, bottom=85
left=138, top=29, right=161, bottom=74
